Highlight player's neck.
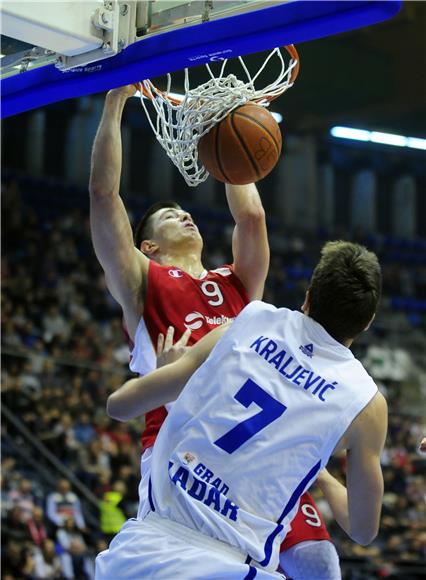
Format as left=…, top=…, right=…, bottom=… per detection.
left=157, top=251, right=205, bottom=278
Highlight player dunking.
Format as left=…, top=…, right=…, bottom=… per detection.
left=89, top=81, right=268, bottom=509
left=98, top=241, right=388, bottom=579
left=89, top=84, right=340, bottom=578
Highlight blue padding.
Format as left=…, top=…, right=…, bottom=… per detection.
left=1, top=0, right=402, bottom=118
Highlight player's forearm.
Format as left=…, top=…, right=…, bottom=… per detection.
left=89, top=92, right=128, bottom=199
left=226, top=183, right=269, bottom=299
left=107, top=346, right=202, bottom=421
left=316, top=469, right=351, bottom=537
left=107, top=365, right=184, bottom=421
left=108, top=325, right=227, bottom=421
left=225, top=183, right=265, bottom=222
left=320, top=469, right=382, bottom=544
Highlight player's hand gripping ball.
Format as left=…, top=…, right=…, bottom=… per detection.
left=198, top=103, right=282, bottom=185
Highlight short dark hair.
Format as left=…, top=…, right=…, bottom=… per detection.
left=134, top=201, right=181, bottom=249
left=308, top=241, right=381, bottom=343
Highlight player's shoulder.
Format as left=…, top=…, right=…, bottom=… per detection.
left=237, top=299, right=292, bottom=320
left=364, top=390, right=388, bottom=417
left=351, top=390, right=388, bottom=440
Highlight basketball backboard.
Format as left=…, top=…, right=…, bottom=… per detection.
left=1, top=0, right=402, bottom=118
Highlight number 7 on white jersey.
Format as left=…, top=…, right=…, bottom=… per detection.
left=214, top=378, right=287, bottom=454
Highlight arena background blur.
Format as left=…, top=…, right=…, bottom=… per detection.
left=2, top=2, right=425, bottom=579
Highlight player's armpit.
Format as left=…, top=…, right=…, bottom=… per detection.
left=107, top=323, right=231, bottom=421
left=345, top=392, right=388, bottom=545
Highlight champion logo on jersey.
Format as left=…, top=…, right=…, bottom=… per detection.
left=299, top=343, right=314, bottom=357
left=168, top=269, right=183, bottom=278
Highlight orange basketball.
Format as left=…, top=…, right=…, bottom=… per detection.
left=198, top=103, right=282, bottom=185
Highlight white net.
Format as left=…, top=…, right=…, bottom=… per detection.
left=139, top=46, right=299, bottom=187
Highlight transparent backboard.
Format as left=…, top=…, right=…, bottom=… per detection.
left=1, top=0, right=402, bottom=118
left=144, top=1, right=281, bottom=34
left=0, top=1, right=284, bottom=80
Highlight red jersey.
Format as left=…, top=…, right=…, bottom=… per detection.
left=280, top=492, right=331, bottom=551
left=129, top=260, right=249, bottom=450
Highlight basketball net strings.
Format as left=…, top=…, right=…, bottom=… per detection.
left=139, top=48, right=298, bottom=187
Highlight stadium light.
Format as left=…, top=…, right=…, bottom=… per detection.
left=330, top=127, right=370, bottom=141
left=407, top=137, right=426, bottom=151
left=330, top=126, right=426, bottom=151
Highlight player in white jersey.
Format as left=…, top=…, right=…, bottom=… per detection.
left=97, top=241, right=388, bottom=579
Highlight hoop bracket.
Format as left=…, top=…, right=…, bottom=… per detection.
left=56, top=1, right=135, bottom=71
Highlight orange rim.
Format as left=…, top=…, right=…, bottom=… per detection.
left=139, top=44, right=300, bottom=105
left=263, top=44, right=300, bottom=103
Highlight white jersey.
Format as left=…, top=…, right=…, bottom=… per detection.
left=149, top=301, right=377, bottom=573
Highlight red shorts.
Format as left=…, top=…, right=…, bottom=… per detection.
left=280, top=492, right=331, bottom=552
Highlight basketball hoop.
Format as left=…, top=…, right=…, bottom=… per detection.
left=138, top=45, right=300, bottom=187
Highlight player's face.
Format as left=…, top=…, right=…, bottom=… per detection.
left=151, top=207, right=203, bottom=250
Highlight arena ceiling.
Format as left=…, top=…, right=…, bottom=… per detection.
left=265, top=1, right=426, bottom=136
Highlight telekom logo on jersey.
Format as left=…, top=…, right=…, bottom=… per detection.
left=184, top=312, right=234, bottom=330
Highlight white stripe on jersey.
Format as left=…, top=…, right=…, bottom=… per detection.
left=130, top=316, right=156, bottom=375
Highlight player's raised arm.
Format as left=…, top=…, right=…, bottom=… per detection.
left=89, top=85, right=149, bottom=335
left=226, top=183, right=269, bottom=300
left=107, top=323, right=230, bottom=421
left=319, top=392, right=387, bottom=545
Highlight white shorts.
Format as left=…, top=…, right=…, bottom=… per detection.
left=279, top=540, right=341, bottom=580
left=95, top=512, right=285, bottom=580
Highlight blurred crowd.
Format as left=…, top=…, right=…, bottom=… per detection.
left=2, top=175, right=425, bottom=579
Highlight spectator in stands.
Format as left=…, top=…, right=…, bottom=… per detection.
left=8, top=477, right=37, bottom=522
left=19, top=360, right=42, bottom=395
left=62, top=538, right=94, bottom=579
left=1, top=472, right=15, bottom=518
left=27, top=506, right=49, bottom=547
left=74, top=412, right=96, bottom=445
left=1, top=540, right=34, bottom=580
left=99, top=480, right=127, bottom=542
left=2, top=505, right=32, bottom=545
left=57, top=516, right=94, bottom=579
left=51, top=412, right=80, bottom=465
left=2, top=373, right=34, bottom=418
left=46, top=479, right=86, bottom=531
left=33, top=538, right=63, bottom=579
left=77, top=439, right=111, bottom=491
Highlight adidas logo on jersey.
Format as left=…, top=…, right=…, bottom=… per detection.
left=184, top=312, right=235, bottom=331
left=299, top=343, right=314, bottom=358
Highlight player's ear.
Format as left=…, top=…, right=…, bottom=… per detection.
left=301, top=290, right=310, bottom=314
left=141, top=239, right=159, bottom=257
left=363, top=313, right=375, bottom=331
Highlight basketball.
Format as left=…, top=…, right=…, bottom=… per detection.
left=198, top=103, right=282, bottom=185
